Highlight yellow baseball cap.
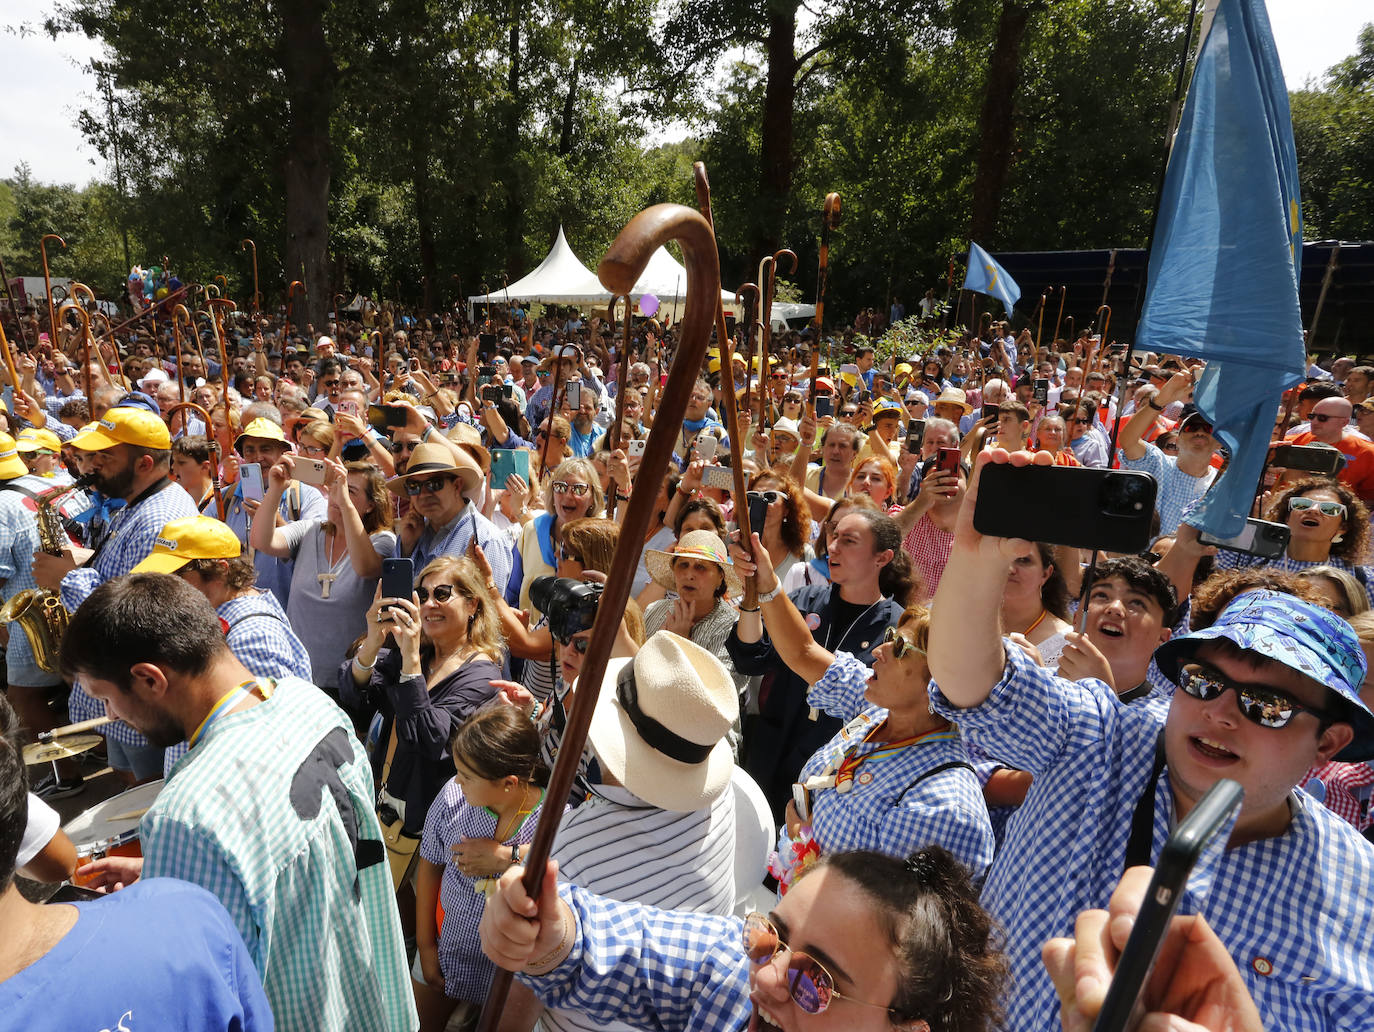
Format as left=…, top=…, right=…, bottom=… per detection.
left=131, top=516, right=243, bottom=574
left=70, top=407, right=172, bottom=451
left=15, top=428, right=63, bottom=454
left=0, top=433, right=30, bottom=479
left=234, top=417, right=288, bottom=451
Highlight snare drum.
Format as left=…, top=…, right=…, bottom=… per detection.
left=65, top=780, right=164, bottom=881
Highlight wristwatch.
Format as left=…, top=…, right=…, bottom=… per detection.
left=758, top=583, right=783, bottom=605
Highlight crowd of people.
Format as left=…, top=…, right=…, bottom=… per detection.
left=0, top=290, right=1369, bottom=1032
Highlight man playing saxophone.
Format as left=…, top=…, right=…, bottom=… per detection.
left=0, top=432, right=88, bottom=797
left=31, top=407, right=198, bottom=784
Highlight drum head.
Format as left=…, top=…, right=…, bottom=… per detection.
left=63, top=779, right=164, bottom=849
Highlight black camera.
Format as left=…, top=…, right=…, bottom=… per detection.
left=481, top=384, right=503, bottom=403
left=529, top=576, right=603, bottom=643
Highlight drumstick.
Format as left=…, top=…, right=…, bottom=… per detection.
left=37, top=715, right=115, bottom=743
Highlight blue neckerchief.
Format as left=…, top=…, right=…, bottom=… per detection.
left=535, top=512, right=558, bottom=567
left=72, top=492, right=125, bottom=525
left=808, top=556, right=830, bottom=581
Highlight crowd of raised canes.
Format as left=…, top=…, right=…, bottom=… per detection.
left=0, top=291, right=1368, bottom=1032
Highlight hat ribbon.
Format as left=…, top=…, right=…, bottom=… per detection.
left=616, top=665, right=714, bottom=765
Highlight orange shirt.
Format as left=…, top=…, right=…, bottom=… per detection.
left=1285, top=430, right=1374, bottom=500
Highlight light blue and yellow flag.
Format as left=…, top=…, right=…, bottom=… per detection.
left=963, top=242, right=1021, bottom=317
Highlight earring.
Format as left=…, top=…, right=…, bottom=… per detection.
left=1333, top=534, right=1345, bottom=543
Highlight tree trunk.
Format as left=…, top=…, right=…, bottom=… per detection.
left=968, top=0, right=1033, bottom=244
left=503, top=1, right=526, bottom=277
left=558, top=56, right=581, bottom=158
left=755, top=0, right=798, bottom=262
left=280, top=0, right=336, bottom=333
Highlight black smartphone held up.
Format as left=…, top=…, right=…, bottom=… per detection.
left=384, top=405, right=409, bottom=428
left=478, top=333, right=497, bottom=354
left=1198, top=517, right=1290, bottom=559
left=1269, top=443, right=1345, bottom=477
left=815, top=394, right=833, bottom=419
left=478, top=364, right=497, bottom=386
left=746, top=490, right=770, bottom=535
left=982, top=403, right=999, bottom=423
left=481, top=384, right=503, bottom=403
left=1091, top=779, right=1244, bottom=1032
left=906, top=419, right=926, bottom=455
left=378, top=557, right=414, bottom=621
left=973, top=464, right=1158, bottom=553
left=1034, top=378, right=1050, bottom=405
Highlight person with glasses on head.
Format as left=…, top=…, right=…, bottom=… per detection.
left=1281, top=396, right=1374, bottom=504
left=347, top=555, right=505, bottom=843
left=1118, top=370, right=1219, bottom=535
left=252, top=457, right=395, bottom=687
left=387, top=441, right=514, bottom=597
left=928, top=448, right=1374, bottom=1031
left=732, top=531, right=993, bottom=884
left=511, top=457, right=603, bottom=617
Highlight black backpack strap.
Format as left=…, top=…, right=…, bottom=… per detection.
left=1124, top=731, right=1168, bottom=869
left=896, top=760, right=976, bottom=798
left=227, top=610, right=288, bottom=632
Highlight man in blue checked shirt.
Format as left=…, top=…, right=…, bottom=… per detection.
left=32, top=406, right=199, bottom=783
left=929, top=449, right=1374, bottom=1031
left=1118, top=370, right=1218, bottom=535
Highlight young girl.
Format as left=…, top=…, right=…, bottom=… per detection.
left=413, top=706, right=552, bottom=1032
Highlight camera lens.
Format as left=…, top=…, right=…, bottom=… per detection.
left=1098, top=473, right=1155, bottom=516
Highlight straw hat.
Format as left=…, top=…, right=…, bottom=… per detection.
left=644, top=529, right=744, bottom=597
left=586, top=634, right=739, bottom=811
left=384, top=441, right=483, bottom=496
left=932, top=387, right=973, bottom=415
left=444, top=421, right=491, bottom=471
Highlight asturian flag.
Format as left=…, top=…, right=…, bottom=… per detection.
left=963, top=242, right=1021, bottom=317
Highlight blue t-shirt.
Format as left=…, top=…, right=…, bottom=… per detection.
left=0, top=879, right=273, bottom=1031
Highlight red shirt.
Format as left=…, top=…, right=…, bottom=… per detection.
left=1285, top=430, right=1374, bottom=500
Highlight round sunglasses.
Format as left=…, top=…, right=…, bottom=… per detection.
left=415, top=584, right=457, bottom=604
left=742, top=913, right=918, bottom=1025
left=1177, top=663, right=1332, bottom=729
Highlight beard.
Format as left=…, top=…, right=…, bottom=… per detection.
left=93, top=462, right=136, bottom=500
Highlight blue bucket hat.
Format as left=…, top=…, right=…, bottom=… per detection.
left=1154, top=589, right=1374, bottom=761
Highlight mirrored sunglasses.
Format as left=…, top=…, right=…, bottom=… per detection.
left=553, top=480, right=591, bottom=497
left=1289, top=496, right=1346, bottom=519
left=1177, top=663, right=1330, bottom=729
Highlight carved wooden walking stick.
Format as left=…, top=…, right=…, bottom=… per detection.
left=736, top=282, right=760, bottom=415
left=811, top=194, right=841, bottom=406
left=172, top=304, right=193, bottom=404
left=285, top=280, right=305, bottom=343
left=240, top=239, right=260, bottom=317
left=476, top=201, right=719, bottom=1032
left=165, top=400, right=225, bottom=519
left=39, top=234, right=66, bottom=346
left=56, top=302, right=93, bottom=403
left=207, top=298, right=238, bottom=420
left=1053, top=285, right=1067, bottom=344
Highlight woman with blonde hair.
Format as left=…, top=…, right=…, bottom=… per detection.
left=345, top=555, right=506, bottom=839
left=509, top=456, right=604, bottom=616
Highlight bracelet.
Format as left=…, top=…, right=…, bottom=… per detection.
left=757, top=584, right=783, bottom=605
left=421, top=424, right=435, bottom=441
left=1146, top=400, right=1163, bottom=411
left=352, top=652, right=377, bottom=670
left=739, top=606, right=761, bottom=613
left=616, top=491, right=631, bottom=501
left=526, top=907, right=573, bottom=974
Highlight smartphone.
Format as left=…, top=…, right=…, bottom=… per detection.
left=239, top=462, right=265, bottom=503
left=408, top=358, right=420, bottom=372
left=701, top=465, right=735, bottom=491
left=973, top=464, right=1157, bottom=553
left=1198, top=517, right=1290, bottom=559
left=1034, top=378, right=1050, bottom=405
left=814, top=394, right=833, bottom=419
left=982, top=403, right=999, bottom=423
left=696, top=436, right=718, bottom=461
left=293, top=457, right=328, bottom=487
left=791, top=782, right=812, bottom=824
left=478, top=333, right=497, bottom=354
left=746, top=490, right=770, bottom=533
left=1269, top=443, right=1345, bottom=476
left=379, top=557, right=414, bottom=620
left=490, top=448, right=531, bottom=486
left=564, top=381, right=581, bottom=408
left=937, top=446, right=960, bottom=476
left=2, top=385, right=12, bottom=415
left=336, top=398, right=360, bottom=419
left=1091, top=779, right=1244, bottom=1032
left=503, top=383, right=514, bottom=398
left=478, top=364, right=496, bottom=386
left=906, top=419, right=926, bottom=455
left=628, top=439, right=647, bottom=458
left=384, top=405, right=408, bottom=428
left=481, top=384, right=503, bottom=403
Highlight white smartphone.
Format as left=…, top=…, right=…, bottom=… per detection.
left=695, top=436, right=719, bottom=461
left=293, top=458, right=328, bottom=487
left=627, top=439, right=647, bottom=457
left=564, top=381, right=581, bottom=409
left=239, top=463, right=265, bottom=502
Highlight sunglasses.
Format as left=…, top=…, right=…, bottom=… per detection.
left=405, top=476, right=455, bottom=496
left=562, top=636, right=590, bottom=654
left=742, top=913, right=907, bottom=1022
left=1177, top=663, right=1331, bottom=729
left=390, top=440, right=418, bottom=454
left=1182, top=419, right=1214, bottom=435
left=1289, top=496, right=1346, bottom=519
left=882, top=625, right=925, bottom=660
left=1311, top=412, right=1342, bottom=423
left=415, top=584, right=456, bottom=603
left=553, top=481, right=591, bottom=497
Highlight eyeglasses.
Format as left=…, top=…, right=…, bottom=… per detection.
left=882, top=625, right=925, bottom=660
left=1289, top=496, right=1347, bottom=519
left=553, top=480, right=591, bottom=497
left=563, top=636, right=591, bottom=654
left=405, top=476, right=455, bottom=496
left=415, top=584, right=456, bottom=603
left=742, top=913, right=906, bottom=1022
left=1177, top=663, right=1331, bottom=729
left=536, top=369, right=551, bottom=378
left=390, top=440, right=418, bottom=454
left=299, top=443, right=326, bottom=456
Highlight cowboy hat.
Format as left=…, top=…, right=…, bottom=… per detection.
left=384, top=441, right=483, bottom=496
left=644, top=529, right=744, bottom=598
left=586, top=634, right=738, bottom=811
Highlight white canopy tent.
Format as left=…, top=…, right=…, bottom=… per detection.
left=467, top=226, right=817, bottom=329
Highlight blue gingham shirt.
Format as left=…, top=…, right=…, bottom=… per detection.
left=1210, top=547, right=1374, bottom=607
left=1118, top=440, right=1215, bottom=535
left=929, top=643, right=1374, bottom=1031
left=521, top=883, right=750, bottom=1032
left=398, top=500, right=512, bottom=598
left=63, top=478, right=199, bottom=749
left=800, top=653, right=993, bottom=882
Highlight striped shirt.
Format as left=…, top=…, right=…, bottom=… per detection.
left=929, top=643, right=1374, bottom=1031
left=143, top=676, right=417, bottom=1032
left=797, top=653, right=993, bottom=882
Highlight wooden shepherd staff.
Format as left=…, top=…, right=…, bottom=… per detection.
left=475, top=201, right=720, bottom=1030
left=810, top=193, right=841, bottom=406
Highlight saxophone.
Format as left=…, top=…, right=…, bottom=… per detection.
left=0, top=477, right=93, bottom=673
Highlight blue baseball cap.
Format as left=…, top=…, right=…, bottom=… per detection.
left=1155, top=589, right=1374, bottom=761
